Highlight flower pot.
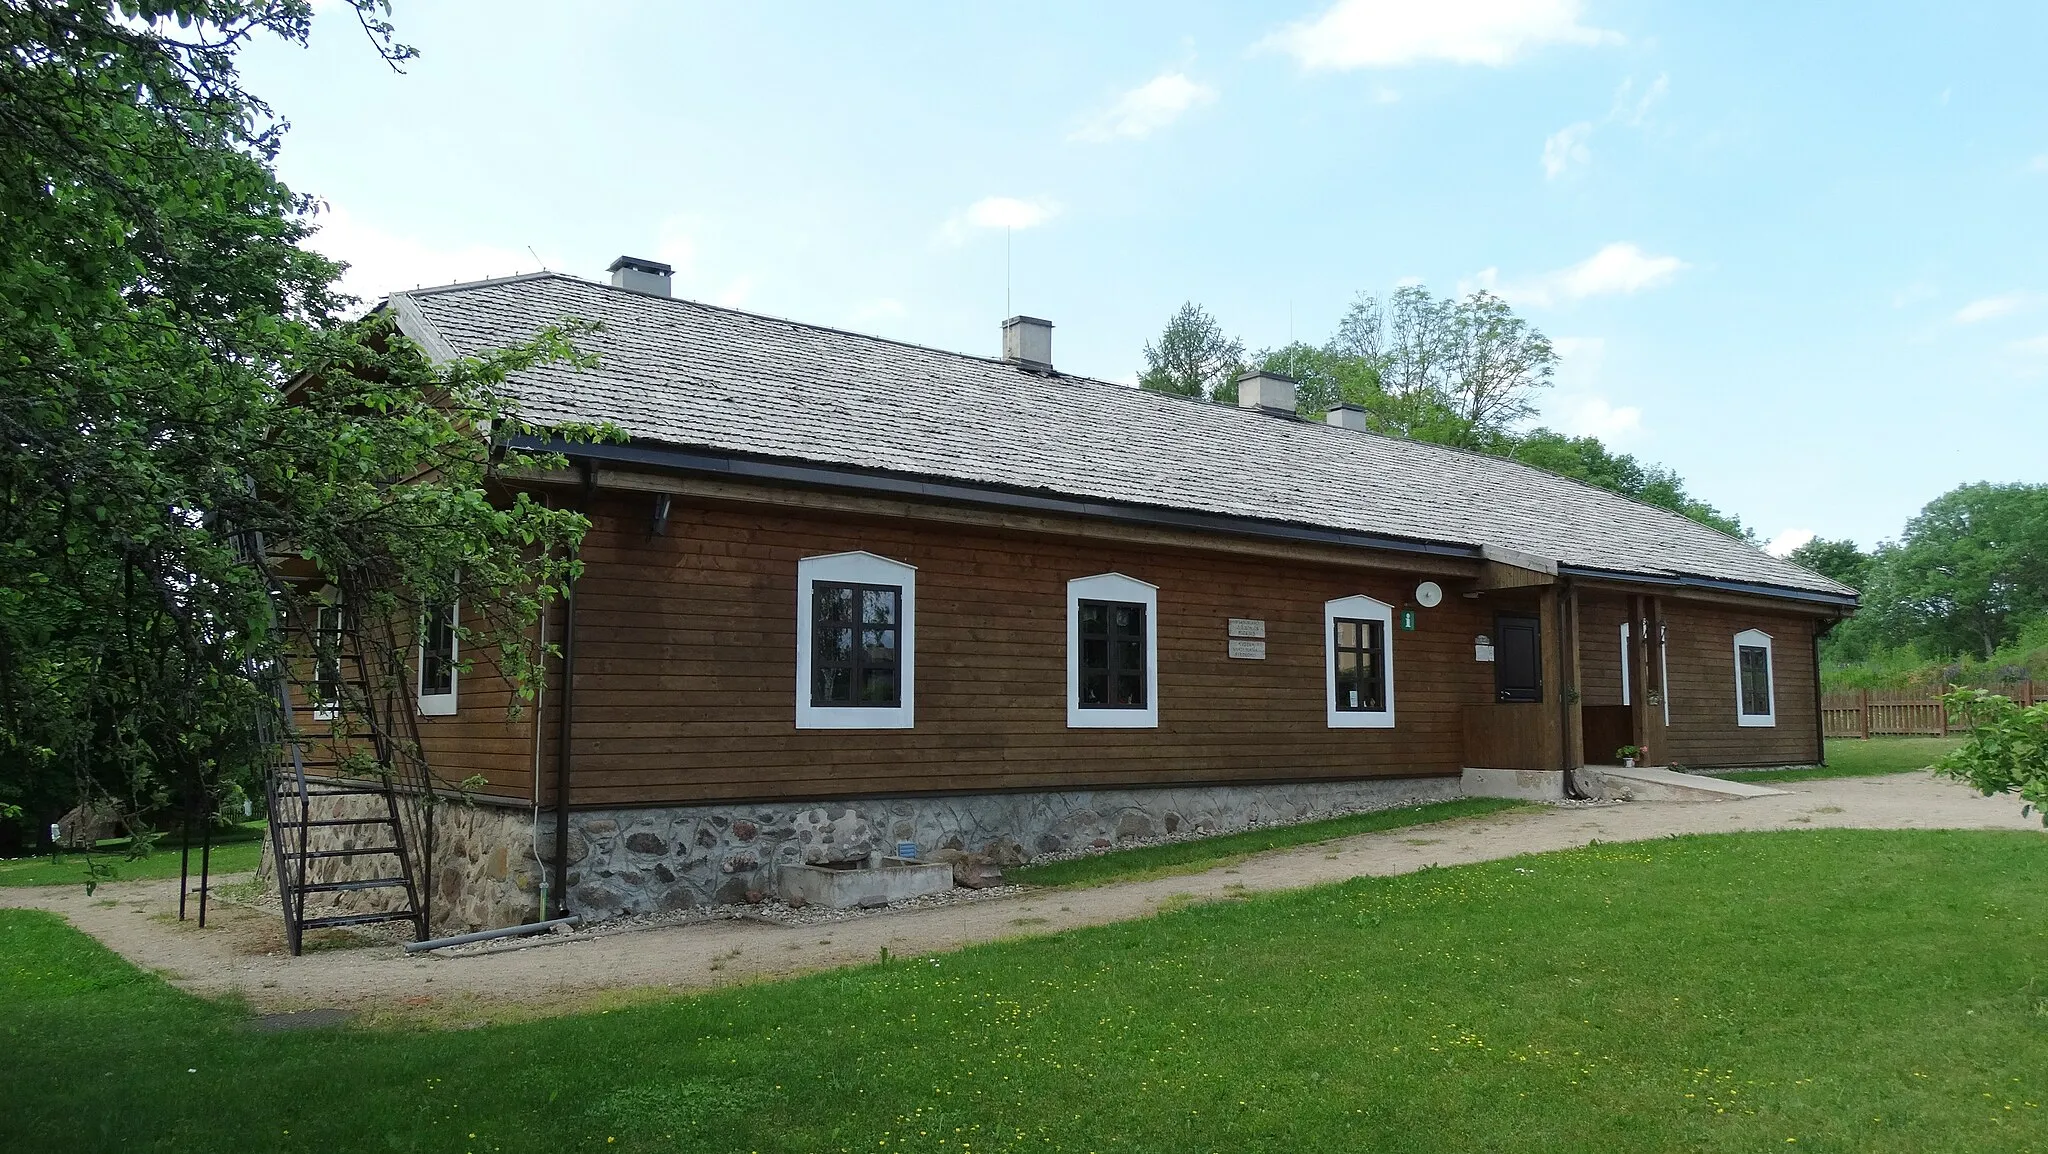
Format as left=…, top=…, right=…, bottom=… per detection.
left=1622, top=757, right=1636, bottom=768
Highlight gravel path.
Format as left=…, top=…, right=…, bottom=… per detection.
left=6, top=772, right=2040, bottom=1023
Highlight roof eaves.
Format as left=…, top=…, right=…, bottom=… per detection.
left=511, top=433, right=1489, bottom=563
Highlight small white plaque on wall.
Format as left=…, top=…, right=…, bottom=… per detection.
left=1474, top=634, right=1495, bottom=662
left=1228, top=638, right=1268, bottom=660
left=1227, top=618, right=1267, bottom=639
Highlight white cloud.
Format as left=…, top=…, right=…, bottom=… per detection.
left=1610, top=73, right=1668, bottom=126
left=1552, top=394, right=1643, bottom=441
left=1764, top=529, right=1815, bottom=558
left=937, top=196, right=1060, bottom=245
left=1471, top=242, right=1689, bottom=307
left=306, top=206, right=540, bottom=307
left=1954, top=292, right=2039, bottom=323
left=1542, top=121, right=1592, bottom=179
left=1072, top=72, right=1217, bottom=142
left=1259, top=0, right=1621, bottom=70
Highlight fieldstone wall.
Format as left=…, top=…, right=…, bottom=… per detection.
left=539, top=776, right=1463, bottom=922
left=258, top=793, right=543, bottom=936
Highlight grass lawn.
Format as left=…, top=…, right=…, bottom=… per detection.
left=7, top=828, right=2048, bottom=1153
left=1007, top=797, right=1526, bottom=887
left=1720, top=737, right=1964, bottom=785
left=0, top=821, right=266, bottom=888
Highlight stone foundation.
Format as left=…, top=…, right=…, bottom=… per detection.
left=262, top=776, right=1463, bottom=932
left=539, top=776, right=1463, bottom=923
left=258, top=793, right=543, bottom=936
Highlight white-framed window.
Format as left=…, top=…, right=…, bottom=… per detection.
left=313, top=601, right=343, bottom=721
left=418, top=597, right=459, bottom=717
left=1620, top=621, right=1631, bottom=706
left=796, top=551, right=915, bottom=730
left=1067, top=573, right=1158, bottom=729
left=1622, top=619, right=1673, bottom=724
left=1734, top=628, right=1775, bottom=727
left=1325, top=595, right=1396, bottom=728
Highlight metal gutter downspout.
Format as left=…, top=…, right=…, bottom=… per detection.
left=1813, top=617, right=1841, bottom=767
left=1558, top=578, right=1590, bottom=801
left=552, top=462, right=594, bottom=918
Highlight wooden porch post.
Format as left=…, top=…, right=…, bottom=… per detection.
left=1645, top=595, right=1671, bottom=765
left=1561, top=583, right=1584, bottom=771
left=1627, top=594, right=1651, bottom=762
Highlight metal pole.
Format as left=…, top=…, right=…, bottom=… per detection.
left=178, top=803, right=191, bottom=922
left=197, top=803, right=213, bottom=928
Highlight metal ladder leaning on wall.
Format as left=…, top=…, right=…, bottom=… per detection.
left=239, top=535, right=432, bottom=956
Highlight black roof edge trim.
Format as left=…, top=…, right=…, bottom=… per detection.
left=1557, top=564, right=1858, bottom=609
left=514, top=435, right=1487, bottom=563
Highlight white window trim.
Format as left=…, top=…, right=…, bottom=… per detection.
left=313, top=601, right=342, bottom=722
left=1734, top=628, right=1775, bottom=728
left=1067, top=573, right=1159, bottom=729
left=1325, top=594, right=1396, bottom=729
left=796, top=550, right=915, bottom=730
left=418, top=597, right=459, bottom=717
left=1620, top=621, right=1631, bottom=707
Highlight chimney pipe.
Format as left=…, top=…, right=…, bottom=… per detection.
left=1236, top=370, right=1298, bottom=417
left=1325, top=402, right=1371, bottom=431
left=607, top=255, right=673, bottom=297
left=1002, top=316, right=1054, bottom=372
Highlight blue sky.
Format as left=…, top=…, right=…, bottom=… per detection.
left=244, top=1, right=2048, bottom=553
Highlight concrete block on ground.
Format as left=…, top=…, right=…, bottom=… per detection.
left=1461, top=767, right=1565, bottom=802
left=1591, top=765, right=1788, bottom=802
left=777, top=857, right=954, bottom=910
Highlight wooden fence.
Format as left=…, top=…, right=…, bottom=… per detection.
left=1822, top=682, right=2039, bottom=739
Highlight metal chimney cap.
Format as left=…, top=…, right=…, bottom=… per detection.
left=607, top=255, right=673, bottom=275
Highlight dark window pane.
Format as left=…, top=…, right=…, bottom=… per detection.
left=861, top=588, right=896, bottom=626
left=815, top=585, right=854, bottom=623
left=817, top=627, right=853, bottom=665
left=814, top=666, right=851, bottom=705
left=1082, top=672, right=1109, bottom=705
left=1336, top=620, right=1358, bottom=648
left=1739, top=646, right=1771, bottom=715
left=1114, top=673, right=1142, bottom=706
left=1077, top=598, right=1147, bottom=710
left=421, top=601, right=456, bottom=696
left=861, top=628, right=896, bottom=662
left=1332, top=616, right=1388, bottom=713
left=811, top=581, right=903, bottom=709
left=860, top=667, right=898, bottom=705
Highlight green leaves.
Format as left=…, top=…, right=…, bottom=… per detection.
left=1936, top=688, right=2048, bottom=825
left=0, top=2, right=581, bottom=835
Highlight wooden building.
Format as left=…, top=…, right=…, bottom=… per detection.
left=357, top=258, right=1855, bottom=928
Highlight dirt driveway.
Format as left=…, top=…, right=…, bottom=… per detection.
left=6, top=772, right=2040, bottom=1023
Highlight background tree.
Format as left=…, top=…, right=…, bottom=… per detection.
left=1871, top=483, right=2048, bottom=660
left=0, top=1, right=597, bottom=849
left=1138, top=302, right=1244, bottom=401
left=1787, top=537, right=1872, bottom=591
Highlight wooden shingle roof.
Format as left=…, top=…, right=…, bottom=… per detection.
left=389, top=273, right=1855, bottom=604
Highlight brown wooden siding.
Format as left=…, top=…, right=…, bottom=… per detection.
left=537, top=494, right=1521, bottom=808
left=1577, top=594, right=1630, bottom=708
left=1658, top=602, right=1820, bottom=768
left=417, top=490, right=1834, bottom=804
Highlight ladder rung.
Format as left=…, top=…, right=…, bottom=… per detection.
left=300, top=910, right=418, bottom=930
left=293, top=786, right=392, bottom=797
left=294, top=846, right=402, bottom=861
left=300, top=876, right=410, bottom=894
left=286, top=816, right=400, bottom=828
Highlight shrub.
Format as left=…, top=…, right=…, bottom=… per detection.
left=1935, top=689, right=2048, bottom=825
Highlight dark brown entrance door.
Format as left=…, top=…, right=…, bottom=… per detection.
left=1494, top=613, right=1542, bottom=703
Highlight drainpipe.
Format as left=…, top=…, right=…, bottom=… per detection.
left=1557, top=579, right=1590, bottom=800
left=1812, top=618, right=1838, bottom=767
left=552, top=461, right=594, bottom=917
